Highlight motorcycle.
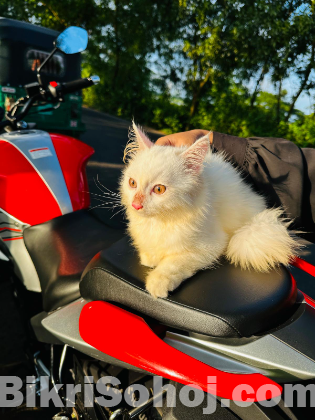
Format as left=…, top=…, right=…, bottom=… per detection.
left=1, top=25, right=315, bottom=420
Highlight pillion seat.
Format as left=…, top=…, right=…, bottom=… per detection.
left=80, top=236, right=298, bottom=339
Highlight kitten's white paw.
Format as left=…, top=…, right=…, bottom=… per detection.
left=145, top=272, right=169, bottom=298
left=140, top=253, right=156, bottom=268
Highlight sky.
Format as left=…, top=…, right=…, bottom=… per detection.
left=258, top=74, right=314, bottom=115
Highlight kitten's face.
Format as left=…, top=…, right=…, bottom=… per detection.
left=120, top=123, right=210, bottom=219
left=121, top=147, right=195, bottom=217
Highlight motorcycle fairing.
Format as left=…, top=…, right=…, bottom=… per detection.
left=0, top=131, right=64, bottom=225
left=303, top=291, right=315, bottom=307
left=38, top=296, right=315, bottom=386
left=0, top=207, right=41, bottom=291
left=79, top=300, right=282, bottom=401
left=0, top=129, right=93, bottom=226
left=0, top=129, right=94, bottom=291
left=50, top=133, right=93, bottom=212
left=292, top=256, right=315, bottom=279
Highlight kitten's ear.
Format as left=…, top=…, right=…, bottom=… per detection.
left=181, top=135, right=210, bottom=174
left=131, top=121, right=154, bottom=150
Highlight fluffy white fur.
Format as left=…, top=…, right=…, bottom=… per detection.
left=120, top=122, right=300, bottom=298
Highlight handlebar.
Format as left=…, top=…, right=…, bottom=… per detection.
left=0, top=95, right=40, bottom=130
left=49, top=75, right=100, bottom=97
left=62, top=76, right=100, bottom=94
left=0, top=75, right=100, bottom=132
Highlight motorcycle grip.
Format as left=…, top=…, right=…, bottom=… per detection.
left=61, top=76, right=99, bottom=94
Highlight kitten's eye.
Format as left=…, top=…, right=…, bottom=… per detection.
left=129, top=178, right=137, bottom=188
left=153, top=184, right=166, bottom=194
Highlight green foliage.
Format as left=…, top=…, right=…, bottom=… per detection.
left=81, top=0, right=181, bottom=122
left=188, top=85, right=296, bottom=138
left=0, top=0, right=99, bottom=31
left=286, top=114, right=315, bottom=147
left=151, top=95, right=189, bottom=134
left=2, top=1, right=315, bottom=145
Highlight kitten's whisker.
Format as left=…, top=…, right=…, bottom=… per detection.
left=93, top=192, right=120, bottom=198
left=92, top=196, right=121, bottom=203
left=110, top=207, right=125, bottom=219
left=89, top=204, right=121, bottom=211
left=84, top=190, right=120, bottom=199
left=90, top=196, right=121, bottom=204
left=88, top=206, right=120, bottom=211
left=95, top=175, right=120, bottom=197
left=93, top=177, right=108, bottom=195
left=88, top=192, right=121, bottom=202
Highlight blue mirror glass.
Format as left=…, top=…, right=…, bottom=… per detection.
left=55, top=27, right=88, bottom=54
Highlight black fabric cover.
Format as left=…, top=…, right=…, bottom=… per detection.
left=24, top=210, right=124, bottom=312
left=80, top=236, right=298, bottom=338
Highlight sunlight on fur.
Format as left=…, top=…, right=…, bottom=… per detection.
left=120, top=123, right=301, bottom=298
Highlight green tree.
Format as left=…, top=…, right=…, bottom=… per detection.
left=2, top=0, right=315, bottom=145
left=82, top=0, right=181, bottom=122
left=171, top=0, right=315, bottom=129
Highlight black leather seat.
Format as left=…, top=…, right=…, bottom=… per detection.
left=24, top=210, right=124, bottom=312
left=80, top=237, right=298, bottom=338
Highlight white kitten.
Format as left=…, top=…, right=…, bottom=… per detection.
left=120, top=122, right=299, bottom=298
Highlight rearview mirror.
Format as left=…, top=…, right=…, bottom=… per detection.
left=55, top=26, right=88, bottom=54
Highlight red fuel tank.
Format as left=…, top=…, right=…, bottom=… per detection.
left=0, top=130, right=94, bottom=226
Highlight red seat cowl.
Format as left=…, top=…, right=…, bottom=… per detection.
left=79, top=300, right=282, bottom=402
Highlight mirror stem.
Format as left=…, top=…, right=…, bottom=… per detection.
left=37, top=47, right=58, bottom=85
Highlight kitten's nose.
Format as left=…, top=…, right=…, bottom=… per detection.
left=132, top=202, right=143, bottom=210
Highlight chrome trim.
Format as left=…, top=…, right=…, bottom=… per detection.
left=34, top=351, right=50, bottom=377
left=128, top=390, right=166, bottom=419
left=109, top=408, right=129, bottom=420
left=59, top=344, right=68, bottom=384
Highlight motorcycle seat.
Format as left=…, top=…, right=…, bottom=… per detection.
left=80, top=236, right=298, bottom=338
left=24, top=209, right=124, bottom=312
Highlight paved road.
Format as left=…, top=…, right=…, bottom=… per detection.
left=81, top=107, right=161, bottom=164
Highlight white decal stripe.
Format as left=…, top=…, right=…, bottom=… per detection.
left=0, top=138, right=64, bottom=215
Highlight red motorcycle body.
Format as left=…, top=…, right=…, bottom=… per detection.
left=0, top=129, right=94, bottom=292
left=0, top=131, right=93, bottom=226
